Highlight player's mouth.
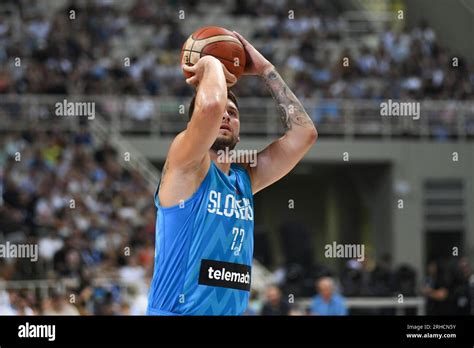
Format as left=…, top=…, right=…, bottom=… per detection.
left=220, top=124, right=231, bottom=132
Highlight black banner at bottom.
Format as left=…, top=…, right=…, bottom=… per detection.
left=0, top=315, right=473, bottom=346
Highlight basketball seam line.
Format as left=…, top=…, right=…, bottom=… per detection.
left=191, top=35, right=243, bottom=49
left=191, top=33, right=241, bottom=44
left=200, top=40, right=243, bottom=63
left=182, top=50, right=240, bottom=64
left=183, top=39, right=244, bottom=65
left=189, top=37, right=197, bottom=59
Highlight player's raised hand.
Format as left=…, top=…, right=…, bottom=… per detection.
left=233, top=31, right=273, bottom=76
left=183, top=56, right=237, bottom=88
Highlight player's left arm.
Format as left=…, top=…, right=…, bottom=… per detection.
left=234, top=32, right=318, bottom=194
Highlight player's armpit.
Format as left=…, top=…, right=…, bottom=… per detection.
left=165, top=130, right=210, bottom=175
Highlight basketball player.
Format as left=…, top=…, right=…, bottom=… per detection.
left=147, top=32, right=317, bottom=315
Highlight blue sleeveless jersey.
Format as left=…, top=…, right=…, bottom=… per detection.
left=147, top=161, right=254, bottom=315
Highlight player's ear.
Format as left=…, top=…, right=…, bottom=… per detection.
left=237, top=136, right=240, bottom=143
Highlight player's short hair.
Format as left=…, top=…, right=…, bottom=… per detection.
left=188, top=89, right=238, bottom=120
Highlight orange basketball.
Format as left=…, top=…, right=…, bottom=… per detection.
left=181, top=26, right=246, bottom=80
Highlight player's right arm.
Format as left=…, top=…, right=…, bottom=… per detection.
left=158, top=56, right=236, bottom=207
left=168, top=56, right=235, bottom=170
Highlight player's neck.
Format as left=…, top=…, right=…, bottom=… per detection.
left=209, top=151, right=231, bottom=175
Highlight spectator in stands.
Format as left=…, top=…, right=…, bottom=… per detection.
left=310, top=276, right=347, bottom=316
left=1, top=0, right=473, bottom=316
left=14, top=292, right=37, bottom=315
left=0, top=128, right=155, bottom=314
left=340, top=257, right=374, bottom=298
left=42, top=291, right=79, bottom=315
left=243, top=290, right=262, bottom=316
left=393, top=264, right=417, bottom=297
left=125, top=96, right=155, bottom=122
left=1, top=0, right=471, bottom=103
left=422, top=260, right=450, bottom=315
left=370, top=253, right=395, bottom=296
left=119, top=255, right=146, bottom=284
left=260, top=285, right=291, bottom=315
left=449, top=257, right=473, bottom=315
left=341, top=259, right=363, bottom=296
left=0, top=290, right=34, bottom=315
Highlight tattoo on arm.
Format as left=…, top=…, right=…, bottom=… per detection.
left=262, top=68, right=314, bottom=131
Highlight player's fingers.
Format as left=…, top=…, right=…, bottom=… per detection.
left=226, top=72, right=237, bottom=87
left=182, top=64, right=196, bottom=72
left=232, top=31, right=244, bottom=41
left=220, top=63, right=230, bottom=75
left=226, top=76, right=237, bottom=87
left=185, top=75, right=197, bottom=84
left=233, top=31, right=250, bottom=47
left=226, top=80, right=237, bottom=88
left=185, top=76, right=198, bottom=86
left=221, top=64, right=237, bottom=85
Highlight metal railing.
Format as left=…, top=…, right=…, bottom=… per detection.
left=0, top=279, right=75, bottom=301
left=0, top=95, right=473, bottom=139
left=297, top=296, right=425, bottom=315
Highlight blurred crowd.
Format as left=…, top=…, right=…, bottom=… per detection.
left=422, top=257, right=473, bottom=315
left=0, top=129, right=473, bottom=315
left=0, top=0, right=472, bottom=101
left=247, top=255, right=473, bottom=316
left=251, top=220, right=472, bottom=315
left=0, top=129, right=154, bottom=314
left=0, top=0, right=473, bottom=315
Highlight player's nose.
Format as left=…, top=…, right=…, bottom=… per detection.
left=222, top=111, right=231, bottom=121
